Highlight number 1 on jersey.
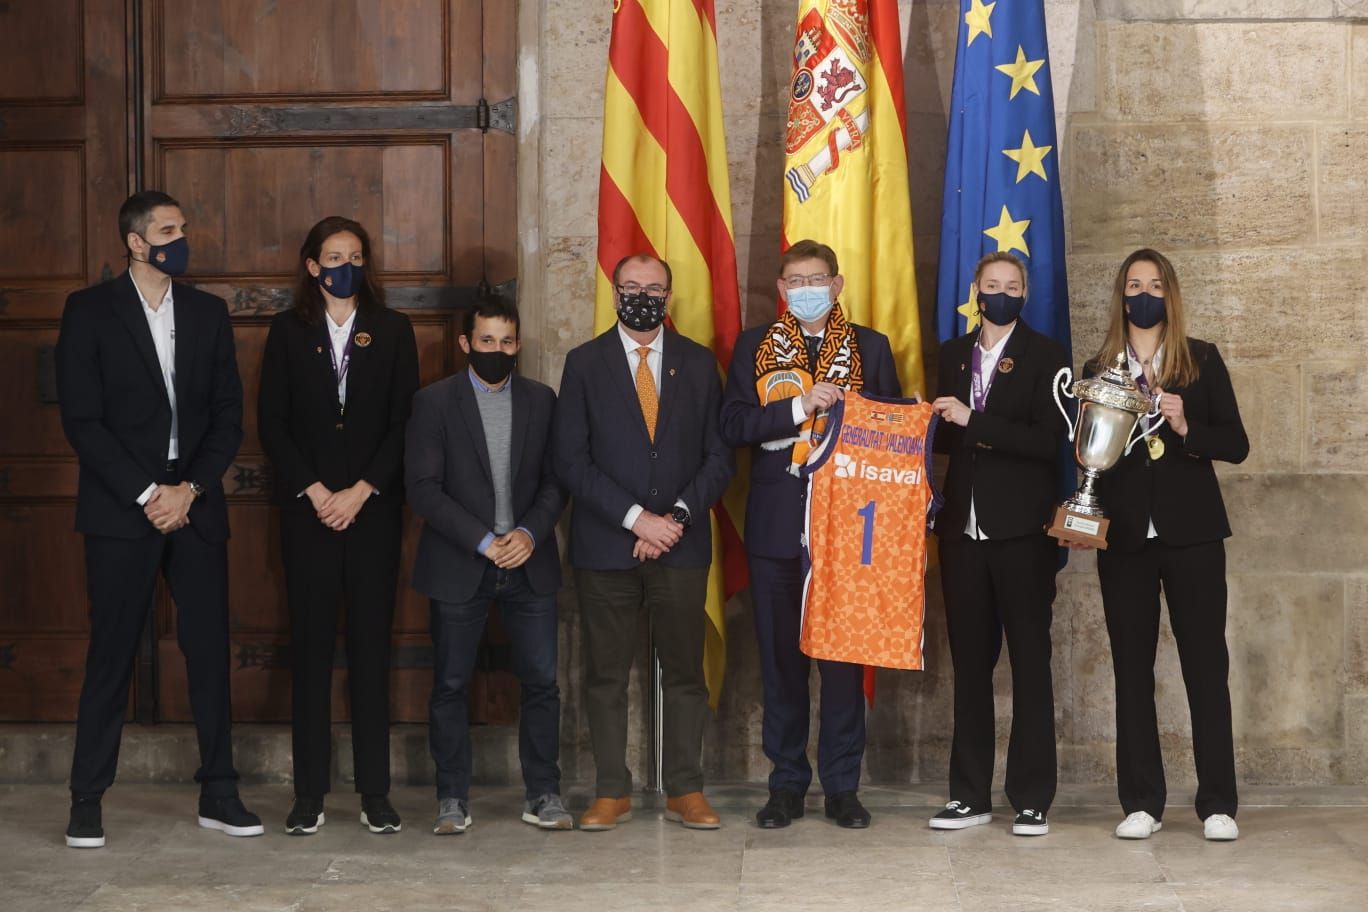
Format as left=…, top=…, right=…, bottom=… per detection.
left=857, top=500, right=877, bottom=565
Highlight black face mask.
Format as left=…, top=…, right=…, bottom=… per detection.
left=1124, top=292, right=1166, bottom=329
left=468, top=349, right=516, bottom=385
left=617, top=290, right=668, bottom=332
left=977, top=291, right=1024, bottom=326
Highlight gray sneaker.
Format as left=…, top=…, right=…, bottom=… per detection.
left=522, top=793, right=574, bottom=830
left=433, top=798, right=471, bottom=835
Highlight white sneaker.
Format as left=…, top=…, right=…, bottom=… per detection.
left=1204, top=813, right=1239, bottom=841
left=1115, top=811, right=1162, bottom=839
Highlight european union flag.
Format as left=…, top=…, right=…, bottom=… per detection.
left=935, top=0, right=1071, bottom=351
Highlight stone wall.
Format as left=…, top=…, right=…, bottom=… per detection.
left=515, top=1, right=1368, bottom=788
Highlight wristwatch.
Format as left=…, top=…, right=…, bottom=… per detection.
left=670, top=504, right=692, bottom=528
left=187, top=481, right=204, bottom=499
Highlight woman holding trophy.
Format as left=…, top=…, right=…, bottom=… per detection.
left=1084, top=248, right=1249, bottom=842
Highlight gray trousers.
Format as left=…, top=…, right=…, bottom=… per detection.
left=575, top=563, right=710, bottom=798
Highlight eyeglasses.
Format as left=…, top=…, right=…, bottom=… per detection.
left=783, top=273, right=834, bottom=289
left=617, top=282, right=669, bottom=296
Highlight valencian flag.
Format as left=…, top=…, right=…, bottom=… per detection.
left=781, top=0, right=922, bottom=704
left=594, top=0, right=746, bottom=708
left=781, top=0, right=924, bottom=398
left=935, top=0, right=1075, bottom=554
left=935, top=0, right=1071, bottom=351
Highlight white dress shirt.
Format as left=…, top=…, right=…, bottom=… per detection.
left=616, top=323, right=687, bottom=531
left=326, top=308, right=358, bottom=405
left=1127, top=343, right=1165, bottom=540
left=964, top=324, right=1015, bottom=539
left=132, top=276, right=178, bottom=506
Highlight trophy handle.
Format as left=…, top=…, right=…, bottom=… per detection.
left=1052, top=367, right=1077, bottom=442
left=1124, top=396, right=1165, bottom=455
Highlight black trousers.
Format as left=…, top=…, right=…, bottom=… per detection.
left=575, top=563, right=709, bottom=798
left=939, top=532, right=1058, bottom=814
left=71, top=524, right=238, bottom=800
left=1097, top=539, right=1237, bottom=821
left=281, top=498, right=402, bottom=798
left=750, top=554, right=865, bottom=796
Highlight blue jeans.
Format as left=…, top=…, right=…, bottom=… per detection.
left=429, top=564, right=561, bottom=801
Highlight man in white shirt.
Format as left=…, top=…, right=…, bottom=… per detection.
left=56, top=191, right=260, bottom=848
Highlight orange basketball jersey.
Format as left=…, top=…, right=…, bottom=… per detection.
left=799, top=393, right=941, bottom=670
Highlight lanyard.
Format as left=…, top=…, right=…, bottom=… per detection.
left=327, top=330, right=355, bottom=410
left=970, top=340, right=999, bottom=412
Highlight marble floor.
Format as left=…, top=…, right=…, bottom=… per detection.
left=3, top=784, right=1367, bottom=911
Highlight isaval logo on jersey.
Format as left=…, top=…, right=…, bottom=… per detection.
left=833, top=451, right=922, bottom=485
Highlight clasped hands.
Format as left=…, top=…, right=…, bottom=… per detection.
left=305, top=481, right=375, bottom=531
left=144, top=482, right=195, bottom=533
left=631, top=511, right=685, bottom=562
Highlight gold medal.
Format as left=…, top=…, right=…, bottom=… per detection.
left=1147, top=435, right=1165, bottom=460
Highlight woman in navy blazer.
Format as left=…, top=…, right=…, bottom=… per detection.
left=258, top=216, right=418, bottom=836
left=1084, top=248, right=1248, bottom=843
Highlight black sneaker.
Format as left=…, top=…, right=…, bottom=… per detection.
left=285, top=796, right=325, bottom=835
left=198, top=795, right=265, bottom=837
left=929, top=800, right=991, bottom=830
left=1013, top=809, right=1049, bottom=836
left=66, top=798, right=105, bottom=848
left=360, top=794, right=402, bottom=833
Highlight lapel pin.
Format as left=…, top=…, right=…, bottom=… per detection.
left=669, top=368, right=677, bottom=377
left=998, top=357, right=1015, bottom=374
left=354, top=332, right=372, bottom=348
left=316, top=346, right=323, bottom=354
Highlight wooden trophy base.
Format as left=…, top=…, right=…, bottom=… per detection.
left=1047, top=504, right=1110, bottom=549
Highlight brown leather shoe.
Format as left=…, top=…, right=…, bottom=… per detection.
left=579, top=796, right=632, bottom=831
left=665, top=792, right=721, bottom=830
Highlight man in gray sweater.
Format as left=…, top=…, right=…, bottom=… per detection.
left=405, top=300, right=569, bottom=834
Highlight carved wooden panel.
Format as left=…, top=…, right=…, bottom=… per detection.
left=0, top=145, right=87, bottom=281
left=157, top=138, right=456, bottom=281
left=0, top=0, right=85, bottom=105
left=0, top=326, right=69, bottom=455
left=155, top=0, right=450, bottom=102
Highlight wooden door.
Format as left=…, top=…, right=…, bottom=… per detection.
left=141, top=0, right=518, bottom=723
left=0, top=0, right=133, bottom=720
left=0, top=0, right=519, bottom=724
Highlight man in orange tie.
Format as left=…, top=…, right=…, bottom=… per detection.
left=552, top=254, right=735, bottom=830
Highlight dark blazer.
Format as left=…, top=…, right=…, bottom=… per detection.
left=1088, top=338, right=1248, bottom=552
left=56, top=272, right=243, bottom=542
left=258, top=305, right=418, bottom=506
left=933, top=320, right=1069, bottom=541
left=406, top=372, right=567, bottom=602
left=720, top=322, right=900, bottom=560
left=553, top=327, right=734, bottom=571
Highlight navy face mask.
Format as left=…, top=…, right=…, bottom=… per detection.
left=317, top=262, right=364, bottom=299
left=1124, top=291, right=1166, bottom=329
left=142, top=236, right=190, bottom=277
left=977, top=291, right=1024, bottom=326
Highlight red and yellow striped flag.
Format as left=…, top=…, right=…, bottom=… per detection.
left=595, top=0, right=746, bottom=708
left=781, top=0, right=923, bottom=396
left=781, top=0, right=922, bottom=704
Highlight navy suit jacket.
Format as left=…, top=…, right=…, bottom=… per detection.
left=56, top=272, right=243, bottom=542
left=406, top=372, right=567, bottom=603
left=553, top=327, right=734, bottom=571
left=933, top=320, right=1069, bottom=541
left=720, top=322, right=900, bottom=560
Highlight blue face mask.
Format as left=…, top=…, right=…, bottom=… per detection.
left=318, top=262, right=364, bottom=299
left=786, top=285, right=834, bottom=323
left=977, top=291, right=1024, bottom=326
left=142, top=236, right=190, bottom=277
left=1124, top=291, right=1166, bottom=329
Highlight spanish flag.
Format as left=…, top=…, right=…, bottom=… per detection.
left=594, top=0, right=746, bottom=709
left=781, top=0, right=922, bottom=704
left=781, top=0, right=923, bottom=397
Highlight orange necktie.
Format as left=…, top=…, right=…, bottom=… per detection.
left=635, top=346, right=658, bottom=440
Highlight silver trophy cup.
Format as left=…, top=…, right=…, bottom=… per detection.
left=1049, top=352, right=1163, bottom=544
